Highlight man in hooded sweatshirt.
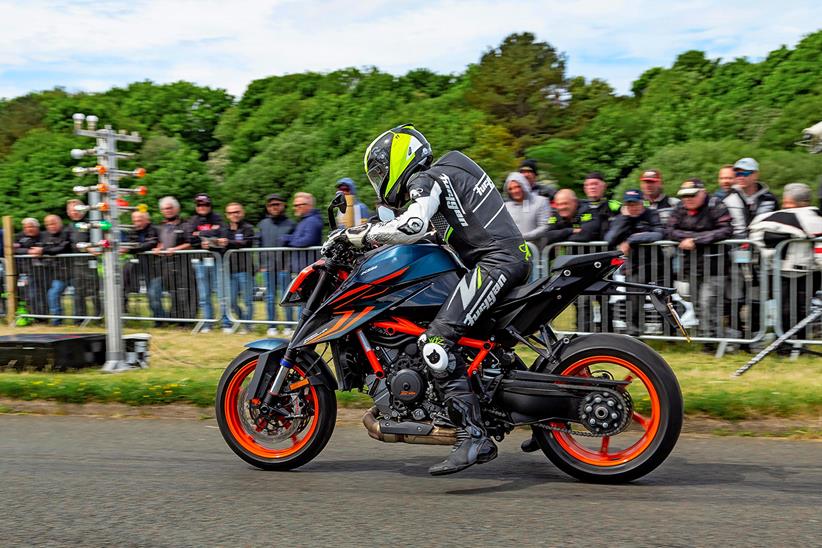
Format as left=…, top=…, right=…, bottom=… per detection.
left=335, top=178, right=372, bottom=227
left=504, top=172, right=551, bottom=251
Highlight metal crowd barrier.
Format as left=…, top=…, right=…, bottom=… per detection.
left=119, top=249, right=221, bottom=329
left=541, top=240, right=768, bottom=353
left=770, top=237, right=822, bottom=347
left=13, top=253, right=103, bottom=324
left=222, top=247, right=322, bottom=329
left=9, top=239, right=822, bottom=354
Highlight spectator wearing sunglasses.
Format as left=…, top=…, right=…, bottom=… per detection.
left=721, top=158, right=777, bottom=236
left=257, top=194, right=296, bottom=336
left=218, top=203, right=256, bottom=333
left=282, top=191, right=323, bottom=273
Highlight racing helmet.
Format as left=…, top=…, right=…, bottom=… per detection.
left=363, top=124, right=432, bottom=208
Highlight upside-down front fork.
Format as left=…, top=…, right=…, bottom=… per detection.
left=261, top=269, right=336, bottom=402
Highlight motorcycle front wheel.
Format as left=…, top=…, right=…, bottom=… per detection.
left=216, top=349, right=337, bottom=470
left=533, top=333, right=683, bottom=483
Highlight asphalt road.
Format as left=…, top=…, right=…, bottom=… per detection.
left=0, top=415, right=819, bottom=547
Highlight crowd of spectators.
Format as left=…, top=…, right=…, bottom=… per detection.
left=10, top=189, right=327, bottom=334
left=7, top=156, right=822, bottom=347
left=505, top=156, right=821, bottom=349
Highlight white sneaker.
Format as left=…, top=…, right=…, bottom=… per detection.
left=200, top=326, right=212, bottom=333
left=266, top=327, right=278, bottom=337
left=281, top=328, right=295, bottom=337
left=222, top=327, right=234, bottom=334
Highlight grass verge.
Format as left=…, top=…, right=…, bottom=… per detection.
left=0, top=325, right=819, bottom=420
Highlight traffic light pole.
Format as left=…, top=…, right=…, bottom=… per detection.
left=71, top=114, right=146, bottom=372
left=100, top=126, right=126, bottom=371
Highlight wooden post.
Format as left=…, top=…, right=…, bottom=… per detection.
left=3, top=216, right=16, bottom=326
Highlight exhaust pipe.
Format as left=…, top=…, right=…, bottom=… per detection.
left=362, top=407, right=456, bottom=445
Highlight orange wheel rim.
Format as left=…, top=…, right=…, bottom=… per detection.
left=224, top=360, right=319, bottom=459
left=551, top=355, right=661, bottom=467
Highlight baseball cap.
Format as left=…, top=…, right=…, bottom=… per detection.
left=639, top=169, right=662, bottom=182
left=266, top=193, right=285, bottom=204
left=623, top=189, right=643, bottom=202
left=194, top=193, right=212, bottom=205
left=676, top=179, right=705, bottom=197
left=519, top=159, right=538, bottom=175
left=733, top=157, right=759, bottom=172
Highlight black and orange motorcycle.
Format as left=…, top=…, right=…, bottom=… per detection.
left=216, top=194, right=686, bottom=483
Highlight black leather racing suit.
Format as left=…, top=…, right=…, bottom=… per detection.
left=362, top=150, right=531, bottom=474
left=365, top=150, right=532, bottom=358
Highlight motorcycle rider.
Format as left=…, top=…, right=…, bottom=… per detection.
left=325, top=124, right=531, bottom=475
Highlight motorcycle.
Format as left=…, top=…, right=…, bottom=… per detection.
left=216, top=192, right=686, bottom=483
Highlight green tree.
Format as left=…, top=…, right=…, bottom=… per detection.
left=0, top=129, right=83, bottom=222
left=466, top=32, right=567, bottom=148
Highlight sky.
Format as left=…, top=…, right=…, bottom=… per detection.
left=0, top=0, right=820, bottom=101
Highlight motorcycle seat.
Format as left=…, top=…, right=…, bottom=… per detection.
left=493, top=251, right=622, bottom=310
left=495, top=275, right=550, bottom=306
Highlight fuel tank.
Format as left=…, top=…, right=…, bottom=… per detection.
left=353, top=243, right=462, bottom=285
left=294, top=244, right=462, bottom=346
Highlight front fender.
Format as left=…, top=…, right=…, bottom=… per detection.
left=244, top=338, right=291, bottom=352
left=243, top=339, right=338, bottom=391
left=245, top=339, right=339, bottom=390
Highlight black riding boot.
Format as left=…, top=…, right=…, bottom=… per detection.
left=429, top=378, right=497, bottom=476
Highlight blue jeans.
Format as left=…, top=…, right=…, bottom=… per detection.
left=148, top=277, right=165, bottom=318
left=47, top=279, right=67, bottom=325
left=263, top=270, right=295, bottom=323
left=230, top=272, right=253, bottom=322
left=193, top=258, right=225, bottom=324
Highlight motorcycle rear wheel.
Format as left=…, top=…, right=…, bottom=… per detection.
left=533, top=334, right=682, bottom=483
left=216, top=349, right=336, bottom=470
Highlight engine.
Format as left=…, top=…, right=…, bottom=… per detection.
left=364, top=332, right=444, bottom=421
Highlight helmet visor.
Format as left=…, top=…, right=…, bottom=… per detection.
left=367, top=162, right=388, bottom=192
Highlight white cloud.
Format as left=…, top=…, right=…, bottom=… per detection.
left=0, top=0, right=819, bottom=99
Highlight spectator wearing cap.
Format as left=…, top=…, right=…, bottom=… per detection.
left=722, top=158, right=777, bottom=236
left=504, top=172, right=552, bottom=251
left=639, top=169, right=679, bottom=225
left=722, top=159, right=776, bottom=342
left=257, top=193, right=297, bottom=336
left=667, top=178, right=735, bottom=345
left=605, top=190, right=664, bottom=335
left=186, top=193, right=225, bottom=333
left=335, top=178, right=372, bottom=228
left=581, top=171, right=620, bottom=235
left=519, top=159, right=557, bottom=200
left=748, top=183, right=822, bottom=346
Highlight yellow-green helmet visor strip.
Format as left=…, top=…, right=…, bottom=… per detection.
left=385, top=131, right=415, bottom=196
